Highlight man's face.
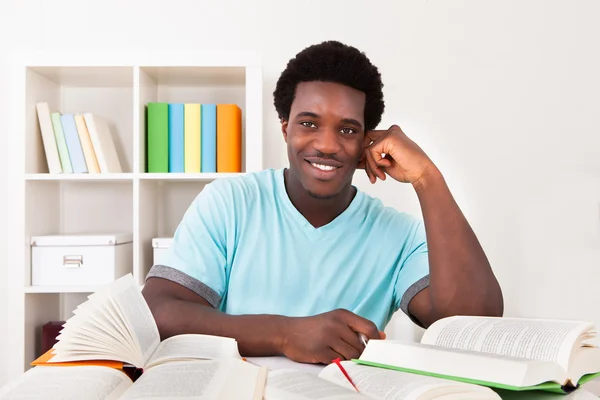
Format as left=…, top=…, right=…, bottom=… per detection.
left=282, top=81, right=366, bottom=199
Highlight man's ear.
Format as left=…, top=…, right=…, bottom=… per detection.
left=281, top=119, right=289, bottom=143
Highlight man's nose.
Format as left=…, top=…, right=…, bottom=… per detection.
left=313, top=128, right=341, bottom=155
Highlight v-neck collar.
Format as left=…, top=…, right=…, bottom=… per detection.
left=275, top=168, right=364, bottom=238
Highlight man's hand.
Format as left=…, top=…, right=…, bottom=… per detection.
left=358, top=124, right=437, bottom=186
left=279, top=309, right=385, bottom=364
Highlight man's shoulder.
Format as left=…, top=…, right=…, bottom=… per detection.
left=356, top=188, right=422, bottom=230
left=204, top=168, right=281, bottom=200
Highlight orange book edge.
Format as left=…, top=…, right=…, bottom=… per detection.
left=31, top=348, right=125, bottom=370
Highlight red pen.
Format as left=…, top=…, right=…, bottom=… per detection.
left=332, top=358, right=359, bottom=393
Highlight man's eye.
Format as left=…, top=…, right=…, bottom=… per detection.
left=300, top=121, right=317, bottom=128
left=340, top=127, right=356, bottom=134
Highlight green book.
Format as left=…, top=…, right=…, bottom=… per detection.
left=50, top=112, right=73, bottom=173
left=353, top=315, right=600, bottom=395
left=147, top=103, right=169, bottom=173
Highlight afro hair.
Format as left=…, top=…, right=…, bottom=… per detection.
left=273, top=40, right=385, bottom=132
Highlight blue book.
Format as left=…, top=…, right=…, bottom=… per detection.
left=201, top=104, right=217, bottom=173
left=60, top=114, right=88, bottom=173
left=168, top=103, right=185, bottom=172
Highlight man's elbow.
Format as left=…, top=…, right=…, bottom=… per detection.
left=435, top=287, right=504, bottom=322
left=142, top=287, right=180, bottom=340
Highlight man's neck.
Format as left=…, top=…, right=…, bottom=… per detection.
left=283, top=168, right=356, bottom=228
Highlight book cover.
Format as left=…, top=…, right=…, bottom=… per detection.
left=74, top=114, right=100, bottom=173
left=147, top=103, right=169, bottom=173
left=50, top=112, right=73, bottom=173
left=216, top=104, right=242, bottom=173
left=35, top=103, right=62, bottom=174
left=60, top=114, right=88, bottom=173
left=83, top=114, right=123, bottom=173
left=184, top=104, right=201, bottom=173
left=201, top=104, right=217, bottom=173
left=168, top=103, right=184, bottom=173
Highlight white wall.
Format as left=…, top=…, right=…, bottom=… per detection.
left=1, top=0, right=600, bottom=384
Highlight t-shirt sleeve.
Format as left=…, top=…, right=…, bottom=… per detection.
left=145, top=182, right=228, bottom=308
left=393, top=219, right=430, bottom=325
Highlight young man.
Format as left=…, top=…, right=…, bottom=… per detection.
left=142, top=41, right=503, bottom=365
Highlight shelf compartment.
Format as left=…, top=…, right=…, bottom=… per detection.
left=25, top=66, right=134, bottom=174
left=24, top=180, right=134, bottom=286
left=135, top=179, right=207, bottom=281
left=137, top=66, right=247, bottom=174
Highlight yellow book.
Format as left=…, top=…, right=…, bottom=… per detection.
left=184, top=104, right=201, bottom=173
left=74, top=114, right=100, bottom=173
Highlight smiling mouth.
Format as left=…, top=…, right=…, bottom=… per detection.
left=308, top=162, right=340, bottom=172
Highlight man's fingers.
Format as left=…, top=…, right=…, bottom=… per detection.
left=365, top=129, right=388, bottom=144
left=366, top=149, right=385, bottom=181
left=339, top=326, right=366, bottom=354
left=330, top=339, right=361, bottom=361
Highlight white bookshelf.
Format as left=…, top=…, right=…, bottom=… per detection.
left=6, top=51, right=263, bottom=379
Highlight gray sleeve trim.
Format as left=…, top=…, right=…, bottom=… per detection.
left=399, top=275, right=430, bottom=326
left=146, top=265, right=222, bottom=309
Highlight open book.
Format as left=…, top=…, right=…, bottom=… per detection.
left=4, top=274, right=267, bottom=399
left=0, top=359, right=264, bottom=400
left=354, top=316, right=600, bottom=394
left=264, top=360, right=502, bottom=399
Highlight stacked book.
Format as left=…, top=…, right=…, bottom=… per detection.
left=36, top=102, right=123, bottom=174
left=146, top=102, right=242, bottom=173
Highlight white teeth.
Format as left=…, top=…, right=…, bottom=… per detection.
left=311, top=163, right=336, bottom=171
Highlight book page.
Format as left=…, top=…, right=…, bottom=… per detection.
left=0, top=366, right=131, bottom=400
left=264, top=370, right=367, bottom=400
left=50, top=275, right=159, bottom=368
left=318, top=361, right=500, bottom=400
left=145, top=334, right=241, bottom=369
left=105, top=275, right=161, bottom=366
left=421, top=316, right=592, bottom=370
left=120, top=359, right=262, bottom=400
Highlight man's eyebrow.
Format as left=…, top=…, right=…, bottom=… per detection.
left=295, top=111, right=320, bottom=119
left=340, top=118, right=363, bottom=129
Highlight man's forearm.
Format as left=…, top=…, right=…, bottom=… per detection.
left=413, top=167, right=504, bottom=319
left=151, top=296, right=289, bottom=357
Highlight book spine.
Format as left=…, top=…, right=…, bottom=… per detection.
left=147, top=103, right=169, bottom=173
left=168, top=103, right=185, bottom=173
left=74, top=114, right=100, bottom=173
left=50, top=113, right=73, bottom=173
left=60, top=114, right=88, bottom=173
left=35, top=103, right=62, bottom=174
left=217, top=104, right=242, bottom=173
left=184, top=104, right=201, bottom=173
left=201, top=104, right=217, bottom=173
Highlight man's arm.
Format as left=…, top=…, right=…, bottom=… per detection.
left=361, top=124, right=504, bottom=328
left=142, top=276, right=382, bottom=363
left=142, top=277, right=284, bottom=356
left=407, top=168, right=503, bottom=327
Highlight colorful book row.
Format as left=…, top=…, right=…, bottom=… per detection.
left=36, top=102, right=123, bottom=174
left=146, top=103, right=242, bottom=173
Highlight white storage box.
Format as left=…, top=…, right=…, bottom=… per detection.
left=31, top=233, right=133, bottom=286
left=152, top=237, right=173, bottom=266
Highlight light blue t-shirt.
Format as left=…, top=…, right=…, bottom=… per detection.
left=147, top=168, right=430, bottom=330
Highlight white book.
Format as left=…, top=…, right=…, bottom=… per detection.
left=35, top=102, right=62, bottom=174
left=83, top=113, right=123, bottom=173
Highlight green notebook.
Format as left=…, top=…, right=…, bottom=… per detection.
left=353, top=315, right=600, bottom=395
left=147, top=102, right=169, bottom=173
